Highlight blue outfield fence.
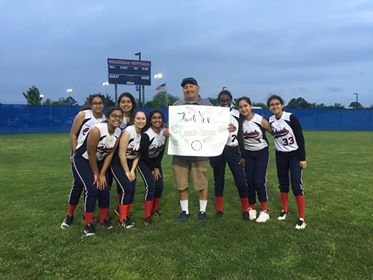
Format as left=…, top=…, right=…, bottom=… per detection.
left=0, top=104, right=372, bottom=134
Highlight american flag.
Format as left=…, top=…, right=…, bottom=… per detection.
left=155, top=83, right=166, bottom=92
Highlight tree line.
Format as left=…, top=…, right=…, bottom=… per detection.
left=22, top=86, right=371, bottom=109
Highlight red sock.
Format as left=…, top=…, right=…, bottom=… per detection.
left=281, top=192, right=289, bottom=212
left=67, top=204, right=76, bottom=216
left=260, top=201, right=268, bottom=212
left=249, top=204, right=256, bottom=210
left=153, top=197, right=161, bottom=212
left=240, top=198, right=248, bottom=212
left=144, top=200, right=153, bottom=218
left=215, top=196, right=224, bottom=212
left=99, top=208, right=109, bottom=223
left=119, top=204, right=129, bottom=222
left=128, top=203, right=132, bottom=214
left=295, top=195, right=305, bottom=219
left=84, top=212, right=94, bottom=224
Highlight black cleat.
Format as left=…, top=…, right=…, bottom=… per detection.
left=143, top=217, right=153, bottom=226
left=61, top=215, right=74, bottom=229
left=198, top=211, right=207, bottom=223
left=242, top=211, right=250, bottom=221
left=83, top=223, right=96, bottom=236
left=100, top=218, right=113, bottom=230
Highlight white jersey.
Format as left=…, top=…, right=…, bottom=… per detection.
left=124, top=125, right=141, bottom=159
left=242, top=114, right=268, bottom=151
left=226, top=109, right=240, bottom=147
left=144, top=127, right=167, bottom=158
left=77, top=123, right=121, bottom=161
left=269, top=112, right=299, bottom=152
left=76, top=110, right=106, bottom=147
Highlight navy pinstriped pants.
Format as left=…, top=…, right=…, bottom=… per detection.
left=210, top=145, right=248, bottom=198
left=72, top=156, right=111, bottom=212
left=244, top=146, right=269, bottom=204
left=137, top=161, right=164, bottom=201
left=275, top=150, right=304, bottom=196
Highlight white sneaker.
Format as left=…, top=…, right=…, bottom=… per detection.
left=248, top=208, right=257, bottom=220
left=295, top=219, right=307, bottom=230
left=277, top=210, right=288, bottom=221
left=256, top=211, right=270, bottom=223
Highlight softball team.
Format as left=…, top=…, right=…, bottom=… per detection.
left=138, top=110, right=167, bottom=225
left=238, top=97, right=272, bottom=223
left=61, top=91, right=308, bottom=235
left=267, top=95, right=307, bottom=229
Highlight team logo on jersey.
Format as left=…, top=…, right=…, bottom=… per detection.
left=272, top=127, right=289, bottom=138
left=243, top=130, right=260, bottom=139
left=82, top=127, right=90, bottom=136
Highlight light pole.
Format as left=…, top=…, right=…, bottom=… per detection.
left=134, top=52, right=142, bottom=107
left=353, top=92, right=359, bottom=110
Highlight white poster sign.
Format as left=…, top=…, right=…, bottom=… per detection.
left=168, top=105, right=230, bottom=157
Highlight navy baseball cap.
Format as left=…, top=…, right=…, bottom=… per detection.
left=181, top=77, right=199, bottom=87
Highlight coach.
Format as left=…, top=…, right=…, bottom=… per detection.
left=172, top=77, right=212, bottom=223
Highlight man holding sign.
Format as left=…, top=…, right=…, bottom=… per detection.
left=168, top=77, right=230, bottom=223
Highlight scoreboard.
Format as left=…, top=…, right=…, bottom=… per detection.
left=107, top=58, right=151, bottom=86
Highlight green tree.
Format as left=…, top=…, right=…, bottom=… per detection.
left=52, top=96, right=78, bottom=106
left=23, top=86, right=42, bottom=105
left=349, top=102, right=364, bottom=109
left=287, top=97, right=312, bottom=109
left=145, top=92, right=178, bottom=108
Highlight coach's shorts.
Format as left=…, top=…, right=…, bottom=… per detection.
left=171, top=158, right=208, bottom=191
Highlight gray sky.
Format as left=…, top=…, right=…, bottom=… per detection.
left=1, top=0, right=372, bottom=106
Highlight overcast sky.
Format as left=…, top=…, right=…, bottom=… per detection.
left=1, top=0, right=372, bottom=106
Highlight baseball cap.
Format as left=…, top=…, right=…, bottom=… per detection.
left=181, top=77, right=199, bottom=87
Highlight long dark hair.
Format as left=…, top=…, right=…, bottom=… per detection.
left=267, top=95, right=284, bottom=107
left=117, top=92, right=136, bottom=124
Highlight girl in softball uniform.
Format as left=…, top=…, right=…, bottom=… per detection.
left=209, top=90, right=249, bottom=220
left=111, top=92, right=137, bottom=208
left=110, top=110, right=147, bottom=228
left=238, top=97, right=272, bottom=223
left=267, top=95, right=307, bottom=230
left=61, top=94, right=106, bottom=229
left=138, top=110, right=167, bottom=225
left=72, top=107, right=122, bottom=236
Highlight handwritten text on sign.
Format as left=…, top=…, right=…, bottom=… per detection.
left=168, top=105, right=230, bottom=157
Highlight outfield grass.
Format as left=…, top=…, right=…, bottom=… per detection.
left=0, top=131, right=372, bottom=280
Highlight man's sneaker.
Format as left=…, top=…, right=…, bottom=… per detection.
left=83, top=224, right=96, bottom=236
left=177, top=211, right=189, bottom=222
left=198, top=211, right=207, bottom=223
left=256, top=211, right=270, bottom=223
left=100, top=218, right=113, bottom=230
left=295, top=219, right=307, bottom=230
left=242, top=211, right=250, bottom=221
left=248, top=208, right=257, bottom=221
left=277, top=210, right=288, bottom=221
left=152, top=210, right=161, bottom=217
left=144, top=217, right=153, bottom=226
left=61, top=215, right=73, bottom=229
left=114, top=206, right=120, bottom=217
left=216, top=211, right=224, bottom=218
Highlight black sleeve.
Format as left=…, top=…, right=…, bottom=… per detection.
left=290, top=114, right=306, bottom=161
left=139, top=134, right=150, bottom=160
left=154, top=141, right=167, bottom=169
left=236, top=115, right=246, bottom=158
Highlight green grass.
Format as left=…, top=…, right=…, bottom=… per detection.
left=0, top=131, right=372, bottom=280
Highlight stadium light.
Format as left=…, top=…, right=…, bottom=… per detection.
left=66, top=88, right=73, bottom=94
left=102, top=82, right=109, bottom=86
left=154, top=73, right=163, bottom=80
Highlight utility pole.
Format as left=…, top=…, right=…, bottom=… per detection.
left=134, top=52, right=142, bottom=107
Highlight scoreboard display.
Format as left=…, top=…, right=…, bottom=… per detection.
left=107, top=58, right=151, bottom=85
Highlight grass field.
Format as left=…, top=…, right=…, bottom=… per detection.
left=0, top=131, right=372, bottom=280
